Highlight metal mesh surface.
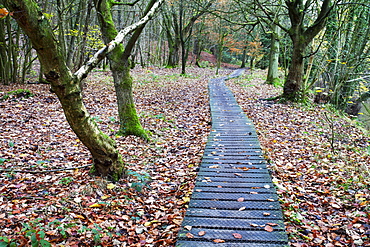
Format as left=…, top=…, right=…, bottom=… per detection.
left=176, top=71, right=288, bottom=246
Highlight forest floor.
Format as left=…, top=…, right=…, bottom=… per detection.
left=0, top=67, right=369, bottom=247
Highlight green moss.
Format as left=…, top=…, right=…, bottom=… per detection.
left=89, top=164, right=97, bottom=175
left=118, top=103, right=148, bottom=140
left=1, top=89, right=34, bottom=101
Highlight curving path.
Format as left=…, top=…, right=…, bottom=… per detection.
left=176, top=69, right=288, bottom=246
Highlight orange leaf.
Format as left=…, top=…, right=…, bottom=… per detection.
left=213, top=239, right=225, bottom=243
left=186, top=232, right=194, bottom=238
left=232, top=233, right=242, bottom=239
left=265, top=225, right=274, bottom=232
left=0, top=8, right=9, bottom=18
left=198, top=231, right=206, bottom=236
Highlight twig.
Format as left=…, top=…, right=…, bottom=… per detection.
left=0, top=164, right=92, bottom=174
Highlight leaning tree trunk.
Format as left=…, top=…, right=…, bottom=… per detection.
left=4, top=0, right=124, bottom=180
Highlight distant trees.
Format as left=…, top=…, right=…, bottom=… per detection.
left=161, top=0, right=214, bottom=74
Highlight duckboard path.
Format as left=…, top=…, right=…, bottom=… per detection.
left=175, top=69, right=289, bottom=246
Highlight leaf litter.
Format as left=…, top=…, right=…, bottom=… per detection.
left=226, top=70, right=370, bottom=246
left=0, top=67, right=227, bottom=246
left=0, top=68, right=369, bottom=246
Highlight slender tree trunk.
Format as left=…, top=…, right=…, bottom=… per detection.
left=4, top=0, right=124, bottom=180
left=240, top=47, right=247, bottom=68
left=266, top=25, right=280, bottom=85
left=0, top=17, right=10, bottom=84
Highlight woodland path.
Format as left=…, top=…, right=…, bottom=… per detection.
left=175, top=69, right=289, bottom=246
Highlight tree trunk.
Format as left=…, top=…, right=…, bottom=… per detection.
left=240, top=47, right=247, bottom=68
left=113, top=66, right=146, bottom=138
left=93, top=0, right=148, bottom=139
left=281, top=0, right=332, bottom=102
left=283, top=39, right=305, bottom=101
left=4, top=0, right=124, bottom=180
left=266, top=25, right=280, bottom=85
left=166, top=36, right=180, bottom=67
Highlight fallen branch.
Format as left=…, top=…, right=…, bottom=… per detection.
left=0, top=164, right=92, bottom=174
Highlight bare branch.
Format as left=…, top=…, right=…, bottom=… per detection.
left=74, top=0, right=163, bottom=81
left=111, top=0, right=140, bottom=6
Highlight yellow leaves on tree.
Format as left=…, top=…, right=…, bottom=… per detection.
left=247, top=37, right=264, bottom=59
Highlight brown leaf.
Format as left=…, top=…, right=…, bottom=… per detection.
left=198, top=231, right=206, bottom=236
left=213, top=239, right=225, bottom=243
left=264, top=225, right=274, bottom=232
left=186, top=232, right=194, bottom=238
left=232, top=233, right=242, bottom=239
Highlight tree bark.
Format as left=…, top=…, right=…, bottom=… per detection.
left=281, top=0, right=332, bottom=101
left=93, top=0, right=151, bottom=139
left=4, top=0, right=124, bottom=180
left=266, top=25, right=280, bottom=85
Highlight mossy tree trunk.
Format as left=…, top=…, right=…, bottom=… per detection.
left=266, top=25, right=280, bottom=85
left=4, top=0, right=124, bottom=180
left=93, top=0, right=155, bottom=139
left=281, top=0, right=332, bottom=102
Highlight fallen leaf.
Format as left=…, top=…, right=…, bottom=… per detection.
left=213, top=239, right=225, bottom=243
left=232, top=233, right=242, bottom=239
left=237, top=197, right=244, bottom=202
left=209, top=165, right=220, bottom=168
left=265, top=225, right=274, bottom=232
left=198, top=231, right=206, bottom=236
left=184, top=225, right=192, bottom=231
left=238, top=206, right=246, bottom=211
left=186, top=233, right=194, bottom=238
left=107, top=183, right=116, bottom=189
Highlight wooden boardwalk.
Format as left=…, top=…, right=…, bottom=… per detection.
left=176, top=70, right=288, bottom=246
